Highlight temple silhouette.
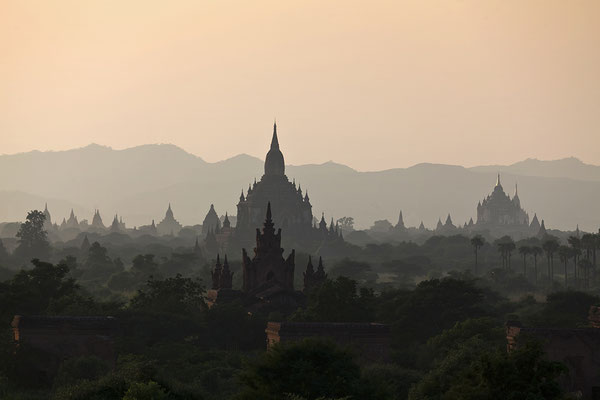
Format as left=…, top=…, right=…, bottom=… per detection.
left=234, top=122, right=324, bottom=246
left=207, top=202, right=327, bottom=314
left=477, top=174, right=529, bottom=227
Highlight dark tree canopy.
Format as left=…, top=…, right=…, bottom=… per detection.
left=236, top=339, right=366, bottom=400
left=129, top=274, right=206, bottom=315
left=14, top=210, right=50, bottom=261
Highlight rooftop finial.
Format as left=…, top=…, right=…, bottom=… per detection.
left=271, top=120, right=279, bottom=150
left=264, top=121, right=285, bottom=176
left=266, top=202, right=272, bottom=221
left=496, top=173, right=501, bottom=187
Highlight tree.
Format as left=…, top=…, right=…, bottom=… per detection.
left=14, top=210, right=50, bottom=261
left=236, top=339, right=367, bottom=400
left=587, top=232, right=599, bottom=275
left=558, top=245, right=572, bottom=287
left=409, top=340, right=567, bottom=400
left=131, top=254, right=159, bottom=277
left=336, top=217, right=355, bottom=233
left=542, top=237, right=559, bottom=283
left=122, top=381, right=168, bottom=400
left=530, top=245, right=543, bottom=285
left=0, top=239, right=9, bottom=265
left=495, top=236, right=515, bottom=270
left=129, top=274, right=206, bottom=315
left=329, top=258, right=377, bottom=284
left=0, top=259, right=78, bottom=322
left=568, top=235, right=582, bottom=281
left=581, top=233, right=595, bottom=287
left=82, top=241, right=122, bottom=281
left=518, top=245, right=530, bottom=278
left=529, top=290, right=600, bottom=328
left=579, top=258, right=592, bottom=289
left=470, top=235, right=485, bottom=275
left=85, top=242, right=110, bottom=268
left=388, top=278, right=502, bottom=347
left=292, top=277, right=375, bottom=322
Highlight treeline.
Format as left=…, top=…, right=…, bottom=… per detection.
left=1, top=256, right=597, bottom=399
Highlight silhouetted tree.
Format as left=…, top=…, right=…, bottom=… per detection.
left=236, top=339, right=368, bottom=400
left=14, top=210, right=50, bottom=261
left=530, top=245, right=543, bottom=285
left=470, top=235, right=485, bottom=275
left=568, top=235, right=581, bottom=281
left=558, top=245, right=571, bottom=287
left=131, top=254, right=159, bottom=277
left=0, top=259, right=77, bottom=321
left=518, top=245, right=530, bottom=278
left=130, top=274, right=206, bottom=315
left=292, top=276, right=375, bottom=322
left=336, top=216, right=355, bottom=232
left=495, top=236, right=515, bottom=270
left=542, top=237, right=559, bottom=283
left=581, top=233, right=595, bottom=287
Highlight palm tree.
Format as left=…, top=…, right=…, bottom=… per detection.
left=568, top=235, right=581, bottom=281
left=530, top=245, right=543, bottom=285
left=593, top=232, right=600, bottom=284
left=496, top=236, right=515, bottom=271
left=470, top=235, right=485, bottom=275
left=542, top=237, right=559, bottom=283
left=506, top=239, right=516, bottom=271
left=582, top=233, right=595, bottom=287
left=558, top=245, right=571, bottom=287
left=496, top=238, right=508, bottom=269
left=518, top=245, right=531, bottom=278
left=579, top=258, right=593, bottom=289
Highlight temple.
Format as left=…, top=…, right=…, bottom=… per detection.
left=242, top=202, right=295, bottom=293
left=156, top=203, right=183, bottom=236
left=235, top=122, right=316, bottom=248
left=208, top=203, right=326, bottom=315
left=202, top=204, right=221, bottom=236
left=477, top=175, right=529, bottom=227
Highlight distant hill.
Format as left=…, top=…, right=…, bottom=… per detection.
left=0, top=145, right=598, bottom=232
left=470, top=157, right=600, bottom=182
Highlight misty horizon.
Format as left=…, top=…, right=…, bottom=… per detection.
left=1, top=136, right=599, bottom=232
left=1, top=141, right=597, bottom=172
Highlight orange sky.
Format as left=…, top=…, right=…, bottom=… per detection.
left=1, top=0, right=599, bottom=171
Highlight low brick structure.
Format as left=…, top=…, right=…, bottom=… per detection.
left=11, top=315, right=118, bottom=378
left=506, top=307, right=600, bottom=399
left=265, top=321, right=391, bottom=363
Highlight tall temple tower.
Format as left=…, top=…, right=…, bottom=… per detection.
left=235, top=122, right=313, bottom=243
left=242, top=202, right=295, bottom=293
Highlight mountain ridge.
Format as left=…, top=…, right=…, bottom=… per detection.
left=0, top=144, right=598, bottom=231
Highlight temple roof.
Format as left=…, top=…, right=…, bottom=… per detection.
left=264, top=122, right=285, bottom=176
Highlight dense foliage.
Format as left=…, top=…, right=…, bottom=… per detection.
left=1, top=215, right=597, bottom=399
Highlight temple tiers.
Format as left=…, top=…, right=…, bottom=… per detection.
left=156, top=203, right=183, bottom=236
left=235, top=122, right=314, bottom=245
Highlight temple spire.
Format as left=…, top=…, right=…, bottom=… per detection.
left=264, top=121, right=285, bottom=176
left=266, top=201, right=272, bottom=222
left=271, top=121, right=279, bottom=150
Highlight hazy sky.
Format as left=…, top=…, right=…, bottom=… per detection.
left=1, top=0, right=599, bottom=171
